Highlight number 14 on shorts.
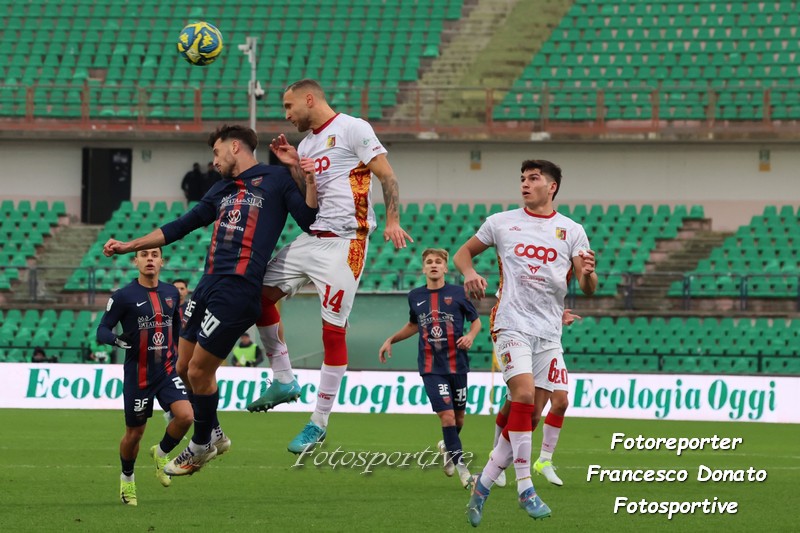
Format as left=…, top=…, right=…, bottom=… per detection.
left=322, top=284, right=344, bottom=314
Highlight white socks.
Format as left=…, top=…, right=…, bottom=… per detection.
left=310, top=363, right=346, bottom=428
left=479, top=435, right=513, bottom=489
left=509, top=430, right=534, bottom=494
left=259, top=323, right=295, bottom=384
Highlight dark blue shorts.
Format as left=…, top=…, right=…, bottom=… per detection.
left=180, top=274, right=261, bottom=359
left=124, top=370, right=188, bottom=427
left=422, top=373, right=468, bottom=413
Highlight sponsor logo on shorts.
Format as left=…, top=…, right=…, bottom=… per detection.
left=498, top=340, right=524, bottom=352
left=500, top=352, right=512, bottom=366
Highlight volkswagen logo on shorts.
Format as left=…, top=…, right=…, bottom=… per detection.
left=228, top=210, right=242, bottom=224
left=152, top=332, right=165, bottom=346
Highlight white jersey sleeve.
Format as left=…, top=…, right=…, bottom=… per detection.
left=475, top=215, right=499, bottom=246
left=346, top=117, right=386, bottom=166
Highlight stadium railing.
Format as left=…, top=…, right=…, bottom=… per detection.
left=2, top=83, right=799, bottom=137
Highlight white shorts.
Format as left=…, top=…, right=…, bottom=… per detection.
left=493, top=330, right=569, bottom=393
left=262, top=232, right=368, bottom=327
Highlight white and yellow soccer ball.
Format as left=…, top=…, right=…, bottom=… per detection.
left=177, top=21, right=223, bottom=66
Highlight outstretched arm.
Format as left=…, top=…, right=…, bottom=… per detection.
left=103, top=228, right=166, bottom=257
left=367, top=154, right=413, bottom=249
left=378, top=322, right=418, bottom=363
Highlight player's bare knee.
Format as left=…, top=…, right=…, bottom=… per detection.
left=438, top=410, right=456, bottom=427
left=512, top=389, right=535, bottom=404
left=550, top=391, right=569, bottom=414
left=532, top=412, right=542, bottom=428
left=174, top=411, right=193, bottom=430
left=125, top=426, right=145, bottom=443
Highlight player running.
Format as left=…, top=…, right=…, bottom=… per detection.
left=97, top=247, right=192, bottom=506
left=454, top=159, right=597, bottom=526
left=247, top=79, right=412, bottom=455
left=379, top=248, right=482, bottom=489
left=103, top=125, right=318, bottom=476
left=491, top=308, right=582, bottom=489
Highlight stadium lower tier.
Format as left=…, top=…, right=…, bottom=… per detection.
left=1, top=309, right=797, bottom=376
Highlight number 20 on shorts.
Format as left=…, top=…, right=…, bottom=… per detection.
left=548, top=358, right=568, bottom=384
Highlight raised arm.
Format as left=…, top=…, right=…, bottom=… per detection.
left=270, top=134, right=307, bottom=194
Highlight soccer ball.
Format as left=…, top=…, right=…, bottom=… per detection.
left=177, top=21, right=223, bottom=66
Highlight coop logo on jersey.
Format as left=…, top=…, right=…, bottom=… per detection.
left=326, top=135, right=336, bottom=148
left=556, top=227, right=567, bottom=240
left=514, top=243, right=558, bottom=264
left=430, top=326, right=443, bottom=339
left=314, top=156, right=331, bottom=174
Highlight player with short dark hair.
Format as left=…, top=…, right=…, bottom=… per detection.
left=172, top=278, right=189, bottom=324
left=97, top=247, right=193, bottom=506
left=379, top=248, right=481, bottom=489
left=247, top=79, right=412, bottom=455
left=455, top=159, right=597, bottom=525
left=102, top=124, right=318, bottom=476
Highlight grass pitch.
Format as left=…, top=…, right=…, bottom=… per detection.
left=0, top=409, right=796, bottom=532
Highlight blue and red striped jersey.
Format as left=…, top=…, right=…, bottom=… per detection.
left=408, top=283, right=479, bottom=375
left=160, top=163, right=317, bottom=288
left=97, top=280, right=180, bottom=389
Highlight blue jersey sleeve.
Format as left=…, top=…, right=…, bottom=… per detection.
left=407, top=291, right=419, bottom=324
left=97, top=291, right=126, bottom=345
left=160, top=182, right=223, bottom=244
left=462, top=295, right=480, bottom=323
